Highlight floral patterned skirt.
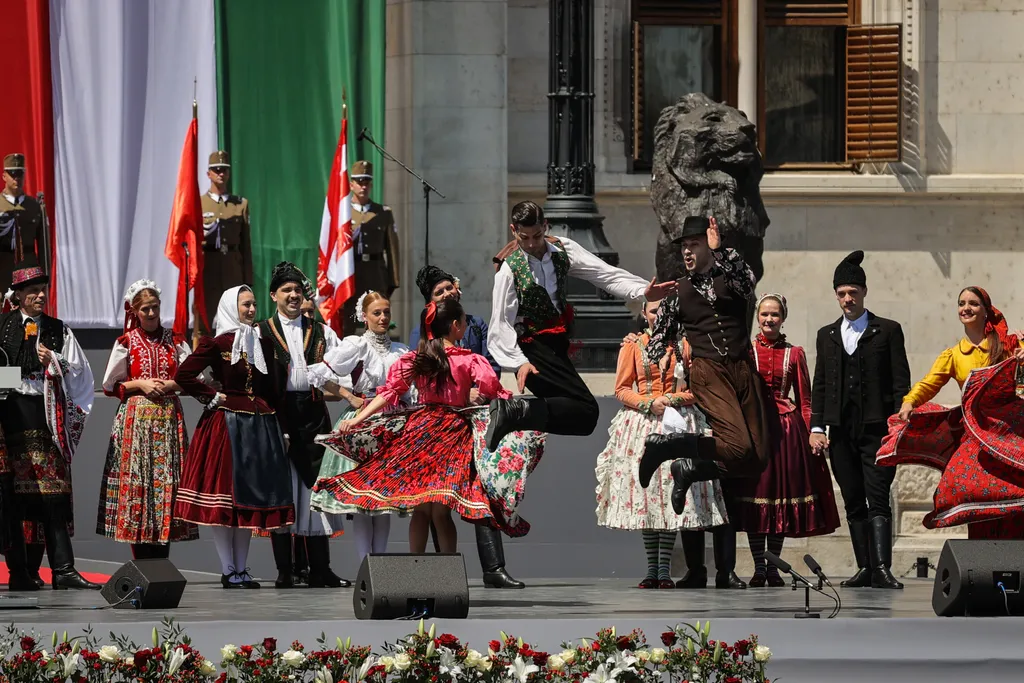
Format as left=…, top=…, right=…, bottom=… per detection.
left=313, top=405, right=544, bottom=536
left=0, top=394, right=72, bottom=521
left=877, top=359, right=1024, bottom=535
left=595, top=405, right=728, bottom=531
left=96, top=396, right=199, bottom=544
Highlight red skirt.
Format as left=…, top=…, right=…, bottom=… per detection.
left=313, top=406, right=505, bottom=532
left=731, top=409, right=840, bottom=537
left=877, top=359, right=1024, bottom=537
left=174, top=408, right=294, bottom=530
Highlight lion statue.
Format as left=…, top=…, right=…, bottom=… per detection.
left=650, top=93, right=770, bottom=283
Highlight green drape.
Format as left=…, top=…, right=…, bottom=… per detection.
left=214, top=0, right=385, bottom=310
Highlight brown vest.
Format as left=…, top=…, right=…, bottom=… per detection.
left=677, top=274, right=750, bottom=361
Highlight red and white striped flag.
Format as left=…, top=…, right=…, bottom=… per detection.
left=316, top=110, right=355, bottom=333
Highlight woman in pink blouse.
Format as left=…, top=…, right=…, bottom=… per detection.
left=314, top=298, right=531, bottom=553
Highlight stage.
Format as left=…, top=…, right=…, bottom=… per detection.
left=4, top=569, right=1024, bottom=682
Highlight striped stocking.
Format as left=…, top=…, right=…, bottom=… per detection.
left=748, top=533, right=767, bottom=576
left=642, top=530, right=660, bottom=580
left=658, top=531, right=676, bottom=581
left=766, top=535, right=785, bottom=576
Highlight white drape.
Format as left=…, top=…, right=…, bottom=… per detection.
left=50, top=0, right=218, bottom=327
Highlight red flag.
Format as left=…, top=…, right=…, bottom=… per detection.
left=163, top=115, right=205, bottom=342
left=316, top=111, right=355, bottom=335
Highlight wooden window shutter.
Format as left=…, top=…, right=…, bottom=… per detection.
left=763, top=0, right=854, bottom=22
left=631, top=21, right=645, bottom=162
left=632, top=0, right=723, bottom=22
left=845, top=24, right=902, bottom=162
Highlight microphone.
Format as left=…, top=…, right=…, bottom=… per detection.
left=358, top=127, right=369, bottom=141
left=803, top=553, right=833, bottom=588
left=765, top=551, right=814, bottom=588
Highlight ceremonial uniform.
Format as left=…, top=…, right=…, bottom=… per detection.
left=197, top=151, right=252, bottom=337
left=342, top=161, right=400, bottom=335
left=0, top=154, right=45, bottom=290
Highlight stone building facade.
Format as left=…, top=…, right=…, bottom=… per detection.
left=386, top=0, right=1024, bottom=571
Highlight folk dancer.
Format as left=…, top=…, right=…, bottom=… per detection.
left=0, top=266, right=98, bottom=590
left=808, top=251, right=910, bottom=589
left=259, top=262, right=348, bottom=588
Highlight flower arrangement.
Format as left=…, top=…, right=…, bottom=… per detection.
left=0, top=619, right=770, bottom=683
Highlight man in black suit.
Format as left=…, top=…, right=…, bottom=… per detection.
left=809, top=251, right=910, bottom=590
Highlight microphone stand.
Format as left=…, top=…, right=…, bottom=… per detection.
left=357, top=130, right=445, bottom=266
left=37, top=193, right=52, bottom=312
left=791, top=573, right=823, bottom=619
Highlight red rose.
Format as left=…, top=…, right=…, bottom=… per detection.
left=725, top=678, right=741, bottom=683
left=532, top=652, right=549, bottom=667
left=615, top=636, right=632, bottom=651
left=239, top=645, right=253, bottom=659
left=20, top=636, right=36, bottom=652
left=489, top=640, right=502, bottom=652
left=591, top=642, right=601, bottom=652
left=436, top=634, right=461, bottom=650
left=262, top=638, right=277, bottom=653
left=215, top=673, right=227, bottom=683
left=135, top=650, right=150, bottom=666
left=733, top=640, right=750, bottom=656
left=660, top=632, right=677, bottom=647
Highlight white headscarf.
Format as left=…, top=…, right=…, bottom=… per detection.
left=212, top=285, right=267, bottom=374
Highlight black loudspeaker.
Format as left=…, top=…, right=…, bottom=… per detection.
left=933, top=540, right=1024, bottom=617
left=101, top=559, right=187, bottom=610
left=353, top=553, right=469, bottom=620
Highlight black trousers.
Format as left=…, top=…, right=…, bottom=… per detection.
left=828, top=419, right=894, bottom=522
left=520, top=334, right=599, bottom=436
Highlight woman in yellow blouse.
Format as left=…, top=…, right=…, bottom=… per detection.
left=880, top=286, right=1024, bottom=539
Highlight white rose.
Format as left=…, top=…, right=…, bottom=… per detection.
left=394, top=652, right=412, bottom=671
left=379, top=656, right=395, bottom=672
left=281, top=650, right=307, bottom=668
left=200, top=659, right=217, bottom=676
left=98, top=646, right=120, bottom=663
left=464, top=650, right=483, bottom=668
left=754, top=646, right=771, bottom=663
left=478, top=657, right=493, bottom=672
left=123, top=655, right=134, bottom=667
left=649, top=648, right=666, bottom=664
left=220, top=645, right=237, bottom=662
left=635, top=650, right=650, bottom=663
left=546, top=655, right=565, bottom=672
left=560, top=649, right=577, bottom=664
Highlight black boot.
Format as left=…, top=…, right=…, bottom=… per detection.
left=675, top=531, right=708, bottom=588
left=4, top=522, right=38, bottom=592
left=670, top=459, right=720, bottom=514
left=484, top=398, right=547, bottom=452
left=26, top=543, right=45, bottom=588
left=44, top=521, right=101, bottom=590
left=841, top=519, right=873, bottom=588
left=476, top=525, right=525, bottom=589
left=271, top=533, right=295, bottom=588
left=130, top=543, right=169, bottom=560
left=306, top=536, right=351, bottom=588
left=292, top=535, right=309, bottom=586
left=869, top=516, right=904, bottom=590
left=639, top=433, right=698, bottom=489
left=713, top=526, right=747, bottom=589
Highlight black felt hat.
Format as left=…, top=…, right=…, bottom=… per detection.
left=415, top=265, right=456, bottom=302
left=672, top=216, right=711, bottom=243
left=269, top=261, right=307, bottom=293
left=833, top=250, right=867, bottom=290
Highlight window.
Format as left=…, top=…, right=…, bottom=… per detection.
left=629, top=0, right=737, bottom=169
left=758, top=0, right=902, bottom=166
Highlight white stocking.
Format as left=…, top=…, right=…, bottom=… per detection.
left=352, top=514, right=373, bottom=561
left=371, top=516, right=391, bottom=554
left=232, top=528, right=253, bottom=578
left=210, top=527, right=235, bottom=575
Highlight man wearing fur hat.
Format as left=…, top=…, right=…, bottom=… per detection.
left=0, top=266, right=98, bottom=590
left=411, top=264, right=523, bottom=589
left=0, top=153, right=45, bottom=292
left=259, top=262, right=349, bottom=588
left=341, top=161, right=400, bottom=336
left=808, top=251, right=909, bottom=589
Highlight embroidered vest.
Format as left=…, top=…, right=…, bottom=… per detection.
left=0, top=311, right=65, bottom=376
left=505, top=240, right=571, bottom=337
left=259, top=316, right=328, bottom=394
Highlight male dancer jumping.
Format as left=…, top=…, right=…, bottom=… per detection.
left=485, top=200, right=675, bottom=447
left=637, top=216, right=772, bottom=589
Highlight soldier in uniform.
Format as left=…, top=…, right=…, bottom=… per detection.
left=0, top=154, right=45, bottom=290
left=341, top=161, right=400, bottom=335
left=197, top=151, right=252, bottom=339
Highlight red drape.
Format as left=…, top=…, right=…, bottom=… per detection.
left=0, top=0, right=57, bottom=314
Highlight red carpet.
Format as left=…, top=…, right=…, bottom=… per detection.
left=0, top=566, right=111, bottom=585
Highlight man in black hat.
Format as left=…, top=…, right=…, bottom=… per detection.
left=410, top=264, right=523, bottom=589
left=0, top=266, right=99, bottom=590
left=260, top=262, right=349, bottom=589
left=808, top=250, right=909, bottom=589
left=637, top=215, right=771, bottom=589
left=0, top=153, right=45, bottom=292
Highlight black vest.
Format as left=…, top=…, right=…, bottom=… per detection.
left=0, top=311, right=65, bottom=376
left=840, top=345, right=864, bottom=412
left=258, top=315, right=327, bottom=396
left=677, top=273, right=750, bottom=361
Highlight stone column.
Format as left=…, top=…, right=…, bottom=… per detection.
left=385, top=0, right=508, bottom=332
left=545, top=0, right=631, bottom=371
left=736, top=0, right=757, bottom=121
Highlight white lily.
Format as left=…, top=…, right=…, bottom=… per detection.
left=168, top=647, right=189, bottom=675
left=356, top=656, right=376, bottom=681
left=583, top=663, right=624, bottom=683
left=315, top=666, right=334, bottom=683
left=610, top=651, right=637, bottom=670
left=505, top=655, right=539, bottom=683
left=439, top=647, right=463, bottom=678
left=60, top=652, right=81, bottom=679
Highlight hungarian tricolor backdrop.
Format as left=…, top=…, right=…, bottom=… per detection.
left=0, top=0, right=384, bottom=326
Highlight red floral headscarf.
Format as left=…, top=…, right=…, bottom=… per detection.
left=964, top=286, right=1017, bottom=352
